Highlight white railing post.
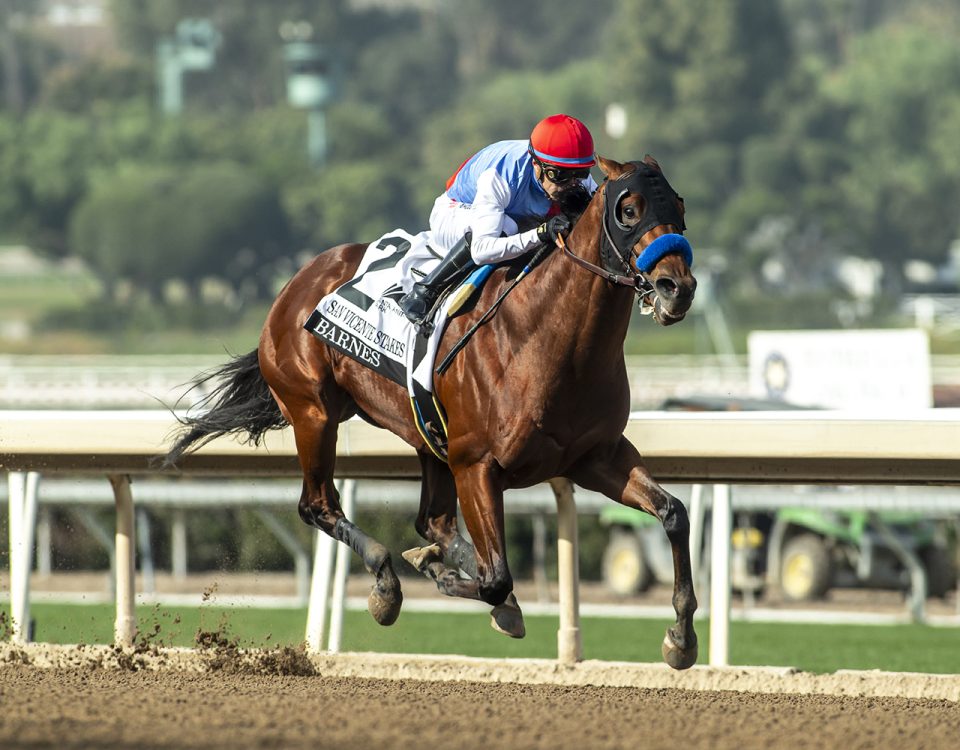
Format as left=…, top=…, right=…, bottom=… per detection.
left=171, top=508, right=188, bottom=581
left=8, top=471, right=25, bottom=642
left=8, top=471, right=39, bottom=643
left=688, top=483, right=706, bottom=585
left=37, top=506, right=52, bottom=577
left=304, top=479, right=342, bottom=652
left=709, top=483, right=732, bottom=667
left=551, top=478, right=581, bottom=665
left=109, top=474, right=137, bottom=648
left=328, top=478, right=356, bottom=653
left=304, top=531, right=336, bottom=652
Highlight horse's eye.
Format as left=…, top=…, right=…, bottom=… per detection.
left=622, top=206, right=637, bottom=220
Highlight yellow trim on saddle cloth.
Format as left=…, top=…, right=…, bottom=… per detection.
left=432, top=395, right=448, bottom=435
left=410, top=396, right=447, bottom=462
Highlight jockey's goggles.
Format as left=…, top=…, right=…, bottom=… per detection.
left=536, top=159, right=591, bottom=185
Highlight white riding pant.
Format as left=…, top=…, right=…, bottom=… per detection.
left=428, top=194, right=525, bottom=264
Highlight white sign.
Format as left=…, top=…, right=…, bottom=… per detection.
left=748, top=329, right=932, bottom=410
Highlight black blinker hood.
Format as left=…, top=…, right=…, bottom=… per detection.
left=603, top=160, right=686, bottom=257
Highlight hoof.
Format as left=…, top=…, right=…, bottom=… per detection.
left=368, top=583, right=403, bottom=626
left=661, top=628, right=697, bottom=670
left=401, top=544, right=442, bottom=572
left=490, top=593, right=525, bottom=639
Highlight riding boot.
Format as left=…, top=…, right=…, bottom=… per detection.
left=399, top=234, right=475, bottom=326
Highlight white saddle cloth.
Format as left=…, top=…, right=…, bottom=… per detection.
left=305, top=229, right=457, bottom=397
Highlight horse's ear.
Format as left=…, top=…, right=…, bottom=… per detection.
left=642, top=154, right=661, bottom=171
left=597, top=155, right=626, bottom=179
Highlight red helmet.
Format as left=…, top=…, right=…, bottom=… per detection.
left=528, top=114, right=596, bottom=169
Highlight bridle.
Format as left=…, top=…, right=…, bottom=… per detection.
left=557, top=185, right=652, bottom=291
left=556, top=162, right=690, bottom=308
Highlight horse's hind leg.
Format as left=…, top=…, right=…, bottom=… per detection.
left=569, top=436, right=698, bottom=670
left=278, top=391, right=403, bottom=626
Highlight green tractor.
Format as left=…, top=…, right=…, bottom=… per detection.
left=767, top=507, right=956, bottom=602
left=599, top=502, right=767, bottom=597
left=600, top=504, right=663, bottom=596
left=599, top=502, right=957, bottom=602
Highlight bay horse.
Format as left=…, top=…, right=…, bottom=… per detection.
left=166, top=155, right=699, bottom=669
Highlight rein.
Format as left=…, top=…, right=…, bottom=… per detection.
left=558, top=182, right=643, bottom=288
left=557, top=233, right=644, bottom=289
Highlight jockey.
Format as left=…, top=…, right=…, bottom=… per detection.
left=399, top=113, right=599, bottom=326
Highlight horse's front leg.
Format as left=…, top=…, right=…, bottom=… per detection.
left=569, top=436, right=698, bottom=669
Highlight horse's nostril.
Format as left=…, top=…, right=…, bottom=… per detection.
left=655, top=277, right=679, bottom=299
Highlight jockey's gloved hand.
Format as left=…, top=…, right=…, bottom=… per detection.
left=537, top=215, right=571, bottom=246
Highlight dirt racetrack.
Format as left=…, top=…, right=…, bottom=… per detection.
left=2, top=645, right=960, bottom=749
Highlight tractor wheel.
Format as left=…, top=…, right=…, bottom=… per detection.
left=780, top=534, right=832, bottom=602
left=920, top=545, right=957, bottom=599
left=602, top=528, right=653, bottom=596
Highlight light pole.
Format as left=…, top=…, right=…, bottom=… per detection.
left=156, top=18, right=221, bottom=116
left=281, top=21, right=333, bottom=168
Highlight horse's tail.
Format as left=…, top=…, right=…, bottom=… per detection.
left=162, top=349, right=287, bottom=468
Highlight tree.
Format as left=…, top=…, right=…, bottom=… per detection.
left=350, top=19, right=458, bottom=137
left=436, top=0, right=614, bottom=80
left=820, top=22, right=960, bottom=286
left=107, top=0, right=350, bottom=112
left=610, top=0, right=792, bottom=153
left=0, top=0, right=45, bottom=114
left=17, top=110, right=96, bottom=256
left=70, top=161, right=290, bottom=300
left=283, top=159, right=412, bottom=253
left=39, top=57, right=152, bottom=112
left=603, top=0, right=795, bottom=263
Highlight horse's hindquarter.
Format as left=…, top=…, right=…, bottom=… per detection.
left=259, top=245, right=363, bottom=396
left=259, top=243, right=422, bottom=446
left=262, top=243, right=363, bottom=343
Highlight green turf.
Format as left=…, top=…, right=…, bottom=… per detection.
left=14, top=603, right=960, bottom=674
left=0, top=272, right=100, bottom=318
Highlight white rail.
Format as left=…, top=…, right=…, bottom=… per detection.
left=5, top=354, right=960, bottom=409
left=3, top=409, right=960, bottom=667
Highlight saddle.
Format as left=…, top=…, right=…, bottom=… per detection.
left=304, top=229, right=496, bottom=460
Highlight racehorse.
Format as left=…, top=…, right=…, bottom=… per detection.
left=165, top=154, right=699, bottom=669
